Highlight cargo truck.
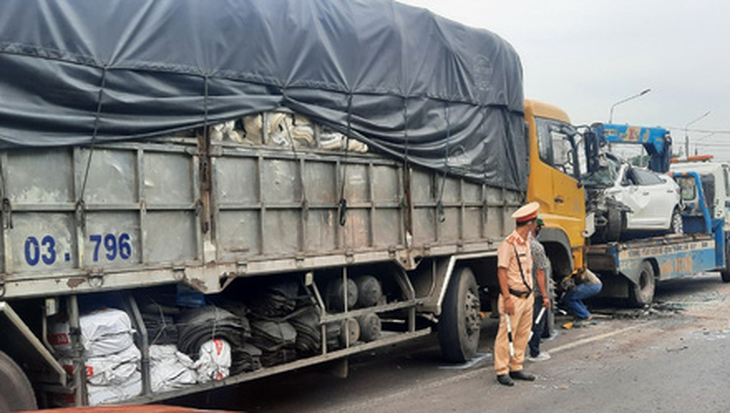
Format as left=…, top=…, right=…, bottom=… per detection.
left=0, top=1, right=587, bottom=410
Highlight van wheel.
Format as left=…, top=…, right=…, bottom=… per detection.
left=438, top=267, right=481, bottom=363
left=0, top=350, right=37, bottom=412
left=628, top=260, right=655, bottom=307
left=670, top=208, right=683, bottom=234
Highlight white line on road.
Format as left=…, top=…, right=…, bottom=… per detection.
left=548, top=321, right=658, bottom=355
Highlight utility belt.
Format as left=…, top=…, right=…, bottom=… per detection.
left=508, top=288, right=532, bottom=298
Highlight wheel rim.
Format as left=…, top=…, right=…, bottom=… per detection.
left=672, top=211, right=683, bottom=234
left=464, top=289, right=481, bottom=336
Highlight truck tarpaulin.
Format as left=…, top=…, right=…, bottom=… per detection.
left=0, top=0, right=526, bottom=190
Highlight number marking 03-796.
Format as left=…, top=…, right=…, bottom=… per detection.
left=23, top=233, right=132, bottom=266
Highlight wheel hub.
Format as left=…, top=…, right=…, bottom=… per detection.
left=464, top=290, right=481, bottom=335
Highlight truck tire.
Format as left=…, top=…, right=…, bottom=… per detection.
left=438, top=267, right=481, bottom=363
left=628, top=260, right=655, bottom=307
left=722, top=270, right=730, bottom=283
left=354, top=275, right=383, bottom=308
left=604, top=208, right=623, bottom=242
left=720, top=237, right=730, bottom=282
left=326, top=277, right=359, bottom=312
left=0, top=350, right=37, bottom=412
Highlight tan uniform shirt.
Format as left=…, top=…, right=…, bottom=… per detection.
left=497, top=229, right=534, bottom=293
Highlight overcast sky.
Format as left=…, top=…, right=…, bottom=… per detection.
left=398, top=0, right=730, bottom=161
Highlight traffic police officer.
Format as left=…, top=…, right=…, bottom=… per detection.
left=494, top=201, right=539, bottom=386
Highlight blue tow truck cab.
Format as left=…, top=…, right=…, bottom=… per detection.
left=584, top=125, right=730, bottom=306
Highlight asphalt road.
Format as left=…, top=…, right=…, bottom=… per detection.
left=171, top=272, right=730, bottom=413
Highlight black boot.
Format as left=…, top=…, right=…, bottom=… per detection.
left=510, top=370, right=536, bottom=381
left=497, top=374, right=514, bottom=386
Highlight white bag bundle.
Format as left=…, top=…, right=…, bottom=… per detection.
left=150, top=344, right=197, bottom=393
left=194, top=339, right=231, bottom=383
left=85, top=345, right=141, bottom=386
left=60, top=346, right=140, bottom=387
left=87, top=371, right=142, bottom=406
left=81, top=308, right=135, bottom=358
left=49, top=308, right=135, bottom=358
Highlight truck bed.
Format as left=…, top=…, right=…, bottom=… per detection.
left=588, top=233, right=719, bottom=283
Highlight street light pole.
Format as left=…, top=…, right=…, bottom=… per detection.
left=684, top=111, right=711, bottom=157
left=608, top=88, right=651, bottom=123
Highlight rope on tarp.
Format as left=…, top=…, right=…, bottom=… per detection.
left=337, top=93, right=354, bottom=226
left=281, top=88, right=310, bottom=222
left=77, top=65, right=109, bottom=231
left=436, top=102, right=451, bottom=223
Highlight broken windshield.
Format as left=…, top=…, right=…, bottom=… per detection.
left=581, top=154, right=620, bottom=188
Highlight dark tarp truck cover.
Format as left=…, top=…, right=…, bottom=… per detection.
left=0, top=0, right=526, bottom=190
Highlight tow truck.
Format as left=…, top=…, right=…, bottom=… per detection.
left=581, top=124, right=729, bottom=306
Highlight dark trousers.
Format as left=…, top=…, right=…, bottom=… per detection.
left=528, top=297, right=546, bottom=358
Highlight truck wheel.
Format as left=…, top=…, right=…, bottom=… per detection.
left=721, top=239, right=730, bottom=282
left=438, top=267, right=481, bottom=363
left=604, top=208, right=623, bottom=242
left=0, top=350, right=37, bottom=412
left=628, top=260, right=655, bottom=307
left=670, top=208, right=683, bottom=234
left=722, top=270, right=730, bottom=283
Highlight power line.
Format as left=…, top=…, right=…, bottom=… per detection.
left=666, top=126, right=730, bottom=134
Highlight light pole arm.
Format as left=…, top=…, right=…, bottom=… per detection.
left=608, top=88, right=651, bottom=123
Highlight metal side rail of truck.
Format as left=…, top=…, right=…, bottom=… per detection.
left=587, top=170, right=730, bottom=307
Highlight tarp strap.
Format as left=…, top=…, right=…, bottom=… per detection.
left=281, top=89, right=309, bottom=220
left=2, top=198, right=12, bottom=229
left=403, top=96, right=410, bottom=170
left=337, top=93, right=354, bottom=226
left=200, top=74, right=211, bottom=234
left=203, top=75, right=209, bottom=137
left=481, top=106, right=490, bottom=223
left=0, top=157, right=11, bottom=229
left=436, top=102, right=451, bottom=223
left=77, top=65, right=109, bottom=230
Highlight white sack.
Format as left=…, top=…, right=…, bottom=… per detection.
left=81, top=308, right=135, bottom=358
left=87, top=371, right=142, bottom=406
left=85, top=345, right=141, bottom=386
left=60, top=345, right=141, bottom=387
left=194, top=339, right=231, bottom=383
left=150, top=344, right=197, bottom=393
left=50, top=308, right=135, bottom=358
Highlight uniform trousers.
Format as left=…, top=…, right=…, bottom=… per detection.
left=494, top=293, right=534, bottom=375
left=528, top=295, right=547, bottom=358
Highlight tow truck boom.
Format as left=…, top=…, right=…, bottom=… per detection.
left=587, top=123, right=672, bottom=173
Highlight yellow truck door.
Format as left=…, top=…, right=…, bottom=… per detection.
left=525, top=100, right=586, bottom=271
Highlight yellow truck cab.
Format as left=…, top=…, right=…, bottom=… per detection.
left=524, top=99, right=587, bottom=279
